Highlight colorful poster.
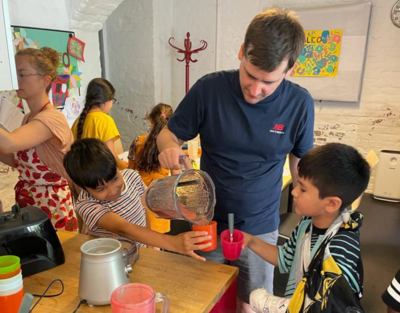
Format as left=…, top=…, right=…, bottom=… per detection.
left=11, top=27, right=82, bottom=107
left=293, top=30, right=342, bottom=77
left=12, top=27, right=80, bottom=80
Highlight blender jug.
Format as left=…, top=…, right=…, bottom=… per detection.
left=79, top=238, right=135, bottom=306
left=145, top=169, right=215, bottom=226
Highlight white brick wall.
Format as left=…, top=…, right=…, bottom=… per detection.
left=105, top=0, right=400, bottom=193
left=103, top=0, right=156, bottom=149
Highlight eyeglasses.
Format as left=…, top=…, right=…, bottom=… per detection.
left=112, top=98, right=117, bottom=104
left=17, top=73, right=44, bottom=80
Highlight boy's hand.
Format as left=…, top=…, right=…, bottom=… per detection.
left=171, top=231, right=211, bottom=261
left=242, top=232, right=254, bottom=250
left=147, top=245, right=161, bottom=251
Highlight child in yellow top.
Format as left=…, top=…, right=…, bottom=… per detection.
left=128, top=103, right=173, bottom=233
left=72, top=78, right=128, bottom=170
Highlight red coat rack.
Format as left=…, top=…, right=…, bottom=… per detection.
left=169, top=32, right=207, bottom=94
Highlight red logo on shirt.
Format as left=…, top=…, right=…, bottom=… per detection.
left=272, top=124, right=284, bottom=131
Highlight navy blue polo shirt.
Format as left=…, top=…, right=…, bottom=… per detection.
left=168, top=70, right=314, bottom=235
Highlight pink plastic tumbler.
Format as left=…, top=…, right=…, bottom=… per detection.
left=111, top=283, right=169, bottom=313
left=221, top=229, right=244, bottom=261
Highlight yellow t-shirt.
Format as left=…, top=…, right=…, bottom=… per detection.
left=71, top=112, right=120, bottom=142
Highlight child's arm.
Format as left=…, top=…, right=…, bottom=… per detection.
left=145, top=209, right=159, bottom=250
left=105, top=138, right=128, bottom=170
left=97, top=212, right=211, bottom=261
left=242, top=232, right=279, bottom=266
left=127, top=137, right=138, bottom=170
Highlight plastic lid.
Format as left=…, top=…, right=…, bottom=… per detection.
left=0, top=256, right=20, bottom=274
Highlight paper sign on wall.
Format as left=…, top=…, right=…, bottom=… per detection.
left=62, top=95, right=83, bottom=128
left=293, top=30, right=342, bottom=77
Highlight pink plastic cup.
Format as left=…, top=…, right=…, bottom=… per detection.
left=111, top=283, right=169, bottom=313
left=221, top=229, right=244, bottom=261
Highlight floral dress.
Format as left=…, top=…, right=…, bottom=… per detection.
left=14, top=148, right=78, bottom=232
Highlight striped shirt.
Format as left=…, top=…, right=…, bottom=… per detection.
left=76, top=169, right=146, bottom=247
left=382, top=269, right=400, bottom=311
left=279, top=217, right=363, bottom=298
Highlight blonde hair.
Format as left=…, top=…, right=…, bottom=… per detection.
left=16, top=47, right=60, bottom=92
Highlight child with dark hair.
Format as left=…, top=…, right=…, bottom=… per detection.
left=243, top=143, right=371, bottom=313
left=71, top=78, right=128, bottom=170
left=128, top=103, right=173, bottom=233
left=63, top=138, right=211, bottom=260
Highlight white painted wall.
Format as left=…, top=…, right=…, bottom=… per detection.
left=103, top=0, right=217, bottom=148
left=105, top=0, right=400, bottom=192
left=153, top=0, right=172, bottom=106
left=169, top=0, right=217, bottom=105
left=102, top=0, right=156, bottom=148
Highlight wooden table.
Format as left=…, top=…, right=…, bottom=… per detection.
left=23, top=231, right=238, bottom=313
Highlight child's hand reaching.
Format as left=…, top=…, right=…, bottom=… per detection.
left=242, top=231, right=254, bottom=250
left=170, top=231, right=211, bottom=261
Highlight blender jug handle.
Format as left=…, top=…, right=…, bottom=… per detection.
left=179, top=155, right=192, bottom=171
left=155, top=292, right=170, bottom=313
left=121, top=241, right=140, bottom=266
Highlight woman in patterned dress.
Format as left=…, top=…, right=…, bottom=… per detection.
left=0, top=47, right=78, bottom=232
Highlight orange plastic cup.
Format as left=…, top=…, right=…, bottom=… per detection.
left=0, top=266, right=20, bottom=279
left=0, top=287, right=24, bottom=313
left=193, top=221, right=217, bottom=252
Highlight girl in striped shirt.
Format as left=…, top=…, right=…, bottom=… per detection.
left=63, top=138, right=211, bottom=261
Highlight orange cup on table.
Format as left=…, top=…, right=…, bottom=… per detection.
left=193, top=221, right=217, bottom=252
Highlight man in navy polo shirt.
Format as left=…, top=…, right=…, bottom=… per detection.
left=157, top=8, right=314, bottom=312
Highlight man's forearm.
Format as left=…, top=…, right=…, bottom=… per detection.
left=289, top=152, right=300, bottom=187
left=157, top=126, right=184, bottom=152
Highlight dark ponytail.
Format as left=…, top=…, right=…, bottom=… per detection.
left=76, top=78, right=115, bottom=140
left=136, top=103, right=173, bottom=173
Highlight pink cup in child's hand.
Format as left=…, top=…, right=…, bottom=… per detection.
left=221, top=229, right=244, bottom=261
